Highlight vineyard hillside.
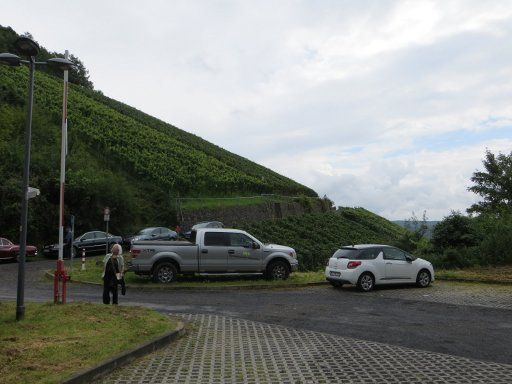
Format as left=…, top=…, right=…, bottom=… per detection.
left=0, top=51, right=314, bottom=245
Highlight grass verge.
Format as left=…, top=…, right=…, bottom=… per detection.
left=436, top=265, right=512, bottom=284
left=68, top=256, right=326, bottom=288
left=0, top=301, right=178, bottom=384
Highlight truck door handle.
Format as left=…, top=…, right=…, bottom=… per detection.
left=201, top=249, right=208, bottom=254
left=228, top=250, right=235, bottom=254
left=386, top=262, right=392, bottom=265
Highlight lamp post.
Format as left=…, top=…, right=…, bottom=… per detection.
left=0, top=37, right=73, bottom=321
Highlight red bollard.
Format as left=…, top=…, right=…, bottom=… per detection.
left=54, top=259, right=69, bottom=304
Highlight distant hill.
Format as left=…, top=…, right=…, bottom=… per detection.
left=0, top=26, right=316, bottom=245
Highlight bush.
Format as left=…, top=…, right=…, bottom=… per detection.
left=431, top=212, right=480, bottom=250
left=477, top=214, right=512, bottom=265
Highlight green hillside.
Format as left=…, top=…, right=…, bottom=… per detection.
left=241, top=208, right=406, bottom=271
left=0, top=29, right=315, bottom=245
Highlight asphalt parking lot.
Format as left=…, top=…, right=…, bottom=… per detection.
left=1, top=260, right=512, bottom=383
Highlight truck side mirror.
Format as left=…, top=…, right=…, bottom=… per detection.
left=252, top=242, right=260, bottom=249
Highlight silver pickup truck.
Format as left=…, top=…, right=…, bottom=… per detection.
left=129, top=228, right=298, bottom=283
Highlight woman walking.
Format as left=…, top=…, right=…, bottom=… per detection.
left=102, top=244, right=125, bottom=305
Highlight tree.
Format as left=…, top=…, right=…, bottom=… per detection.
left=431, top=211, right=479, bottom=250
left=468, top=150, right=512, bottom=214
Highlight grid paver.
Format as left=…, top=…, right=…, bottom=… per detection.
left=98, top=313, right=512, bottom=384
left=371, top=281, right=512, bottom=310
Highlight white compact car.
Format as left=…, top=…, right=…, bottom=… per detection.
left=325, top=244, right=435, bottom=292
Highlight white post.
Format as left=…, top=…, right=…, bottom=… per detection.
left=57, top=50, right=69, bottom=262
left=81, top=248, right=86, bottom=271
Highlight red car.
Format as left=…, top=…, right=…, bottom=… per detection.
left=0, top=237, right=38, bottom=262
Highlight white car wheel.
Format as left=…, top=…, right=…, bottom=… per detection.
left=357, top=273, right=374, bottom=292
left=416, top=270, right=431, bottom=288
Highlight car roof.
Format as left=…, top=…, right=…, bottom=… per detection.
left=195, top=228, right=244, bottom=234
left=340, top=244, right=393, bottom=249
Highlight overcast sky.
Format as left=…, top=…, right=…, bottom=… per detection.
left=3, top=0, right=512, bottom=220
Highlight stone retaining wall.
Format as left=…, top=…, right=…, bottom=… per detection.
left=179, top=199, right=332, bottom=229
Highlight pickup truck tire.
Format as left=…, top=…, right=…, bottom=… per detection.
left=266, top=260, right=290, bottom=280
left=152, top=262, right=178, bottom=283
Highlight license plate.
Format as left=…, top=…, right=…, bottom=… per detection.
left=330, top=271, right=341, bottom=277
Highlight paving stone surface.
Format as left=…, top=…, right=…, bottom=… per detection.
left=98, top=313, right=512, bottom=384
left=371, top=281, right=512, bottom=310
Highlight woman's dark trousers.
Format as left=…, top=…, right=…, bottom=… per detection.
left=103, top=277, right=118, bottom=304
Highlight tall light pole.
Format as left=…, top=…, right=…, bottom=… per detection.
left=0, top=37, right=73, bottom=321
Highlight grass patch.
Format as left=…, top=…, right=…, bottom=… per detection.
left=69, top=256, right=326, bottom=287
left=0, top=301, right=178, bottom=384
left=436, top=265, right=512, bottom=284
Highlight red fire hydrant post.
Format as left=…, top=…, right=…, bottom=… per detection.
left=54, top=259, right=69, bottom=304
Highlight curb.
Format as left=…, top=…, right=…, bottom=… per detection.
left=45, top=270, right=329, bottom=290
left=61, top=321, right=186, bottom=384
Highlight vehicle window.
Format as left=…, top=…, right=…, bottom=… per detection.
left=333, top=248, right=359, bottom=259
left=0, top=239, right=4, bottom=246
left=383, top=248, right=406, bottom=261
left=155, top=228, right=162, bottom=235
left=229, top=233, right=253, bottom=248
left=204, top=232, right=229, bottom=246
left=95, top=232, right=107, bottom=239
left=81, top=232, right=94, bottom=240
left=359, top=248, right=381, bottom=260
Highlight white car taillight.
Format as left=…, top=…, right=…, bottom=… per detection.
left=347, top=260, right=362, bottom=269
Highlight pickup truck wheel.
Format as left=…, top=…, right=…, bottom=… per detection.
left=266, top=260, right=290, bottom=280
left=153, top=262, right=177, bottom=283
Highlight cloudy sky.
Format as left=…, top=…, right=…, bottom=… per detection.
left=3, top=0, right=512, bottom=220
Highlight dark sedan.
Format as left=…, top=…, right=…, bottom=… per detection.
left=129, top=227, right=178, bottom=244
left=43, top=231, right=123, bottom=258
left=0, top=237, right=38, bottom=262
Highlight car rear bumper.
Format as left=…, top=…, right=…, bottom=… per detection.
left=325, top=266, right=359, bottom=285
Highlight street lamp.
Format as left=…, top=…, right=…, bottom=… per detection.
left=0, top=37, right=73, bottom=321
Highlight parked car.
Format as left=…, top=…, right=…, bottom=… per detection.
left=130, top=227, right=178, bottom=244
left=43, top=231, right=122, bottom=257
left=184, top=221, right=223, bottom=240
left=325, top=244, right=435, bottom=292
left=129, top=228, right=297, bottom=283
left=0, top=237, right=37, bottom=262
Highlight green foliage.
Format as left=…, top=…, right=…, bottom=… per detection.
left=241, top=208, right=404, bottom=271
left=431, top=211, right=479, bottom=250
left=468, top=150, right=512, bottom=215
left=475, top=213, right=512, bottom=265
left=424, top=211, right=512, bottom=268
